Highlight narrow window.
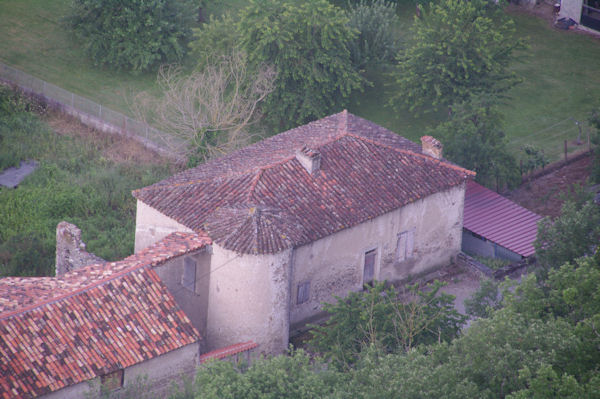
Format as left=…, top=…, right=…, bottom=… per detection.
left=363, top=249, right=376, bottom=285
left=182, top=257, right=196, bottom=292
left=101, top=369, right=124, bottom=391
left=297, top=281, right=310, bottom=304
left=397, top=230, right=415, bottom=262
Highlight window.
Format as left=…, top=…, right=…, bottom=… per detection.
left=101, top=369, right=123, bottom=391
left=397, top=230, right=415, bottom=262
left=297, top=281, right=310, bottom=304
left=363, top=249, right=376, bottom=285
left=182, top=257, right=196, bottom=292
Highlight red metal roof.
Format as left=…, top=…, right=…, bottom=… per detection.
left=464, top=181, right=542, bottom=257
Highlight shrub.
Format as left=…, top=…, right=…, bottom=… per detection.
left=67, top=0, right=197, bottom=72
left=347, top=0, right=401, bottom=69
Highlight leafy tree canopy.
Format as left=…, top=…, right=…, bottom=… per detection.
left=232, top=0, right=364, bottom=129
left=534, top=197, right=600, bottom=272
left=428, top=95, right=520, bottom=189
left=391, top=0, right=525, bottom=114
left=67, top=0, right=197, bottom=72
left=308, top=281, right=465, bottom=369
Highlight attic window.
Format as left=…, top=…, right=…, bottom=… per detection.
left=182, top=257, right=196, bottom=292
left=101, top=369, right=124, bottom=391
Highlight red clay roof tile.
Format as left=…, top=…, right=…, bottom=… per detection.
left=0, top=232, right=210, bottom=399
left=134, top=111, right=474, bottom=254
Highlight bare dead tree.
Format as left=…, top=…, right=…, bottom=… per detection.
left=133, top=50, right=276, bottom=163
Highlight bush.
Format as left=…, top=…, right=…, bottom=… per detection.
left=347, top=0, right=401, bottom=69
left=67, top=0, right=197, bottom=72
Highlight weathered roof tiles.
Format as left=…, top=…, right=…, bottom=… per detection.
left=0, top=232, right=210, bottom=399
left=134, top=111, right=474, bottom=255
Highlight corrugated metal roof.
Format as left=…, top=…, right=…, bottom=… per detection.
left=464, top=181, right=542, bottom=257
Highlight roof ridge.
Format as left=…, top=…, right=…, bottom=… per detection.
left=345, top=132, right=476, bottom=177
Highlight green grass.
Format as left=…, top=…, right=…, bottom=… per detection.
left=0, top=1, right=598, bottom=160
left=0, top=89, right=175, bottom=277
left=0, top=0, right=158, bottom=116
left=348, top=7, right=600, bottom=160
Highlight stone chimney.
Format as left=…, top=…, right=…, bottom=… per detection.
left=56, top=221, right=105, bottom=276
left=421, top=136, right=443, bottom=159
left=296, top=146, right=321, bottom=174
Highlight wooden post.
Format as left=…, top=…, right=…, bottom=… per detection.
left=564, top=140, right=568, bottom=161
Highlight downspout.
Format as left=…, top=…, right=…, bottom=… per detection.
left=287, top=247, right=296, bottom=336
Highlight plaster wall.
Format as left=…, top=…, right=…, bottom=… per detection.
left=154, top=249, right=212, bottom=340
left=560, top=0, right=583, bottom=23
left=134, top=200, right=194, bottom=252
left=290, top=184, right=466, bottom=326
left=40, top=343, right=199, bottom=399
left=206, top=244, right=292, bottom=355
left=124, top=342, right=199, bottom=385
left=41, top=380, right=93, bottom=399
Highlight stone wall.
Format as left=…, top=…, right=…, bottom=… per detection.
left=206, top=244, right=292, bottom=355
left=55, top=221, right=105, bottom=276
left=289, top=184, right=466, bottom=327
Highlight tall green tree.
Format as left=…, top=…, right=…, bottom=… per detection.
left=391, top=0, right=524, bottom=114
left=428, top=95, right=520, bottom=189
left=237, top=0, right=364, bottom=129
left=68, top=0, right=196, bottom=72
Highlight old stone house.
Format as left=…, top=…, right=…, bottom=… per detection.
left=133, top=110, right=475, bottom=355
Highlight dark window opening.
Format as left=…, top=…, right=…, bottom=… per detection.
left=363, top=249, right=376, bottom=286
left=101, top=369, right=124, bottom=391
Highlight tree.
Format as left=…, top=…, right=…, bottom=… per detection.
left=308, top=281, right=465, bottom=369
left=237, top=0, right=365, bottom=129
left=346, top=0, right=400, bottom=69
left=534, top=198, right=600, bottom=272
left=428, top=95, right=520, bottom=189
left=390, top=0, right=525, bottom=114
left=67, top=0, right=196, bottom=72
left=132, top=51, right=276, bottom=165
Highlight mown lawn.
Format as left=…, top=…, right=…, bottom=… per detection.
left=0, top=1, right=598, bottom=160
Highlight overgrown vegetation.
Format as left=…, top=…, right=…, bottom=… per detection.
left=0, top=87, right=174, bottom=276
left=175, top=248, right=600, bottom=398
left=67, top=0, right=197, bottom=72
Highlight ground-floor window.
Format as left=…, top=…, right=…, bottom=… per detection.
left=363, top=249, right=376, bottom=285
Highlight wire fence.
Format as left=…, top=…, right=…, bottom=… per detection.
left=0, top=62, right=181, bottom=158
left=508, top=115, right=595, bottom=164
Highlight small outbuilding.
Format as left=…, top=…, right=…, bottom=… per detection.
left=462, top=181, right=542, bottom=262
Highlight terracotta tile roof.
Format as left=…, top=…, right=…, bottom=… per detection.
left=0, top=232, right=210, bottom=399
left=134, top=111, right=474, bottom=255
left=199, top=341, right=258, bottom=363
left=464, top=181, right=542, bottom=257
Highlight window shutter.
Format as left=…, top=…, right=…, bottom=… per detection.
left=182, top=257, right=196, bottom=292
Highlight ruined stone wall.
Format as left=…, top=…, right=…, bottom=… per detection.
left=55, top=221, right=105, bottom=276
left=289, top=183, right=466, bottom=327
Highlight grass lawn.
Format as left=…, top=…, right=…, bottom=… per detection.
left=0, top=1, right=598, bottom=160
